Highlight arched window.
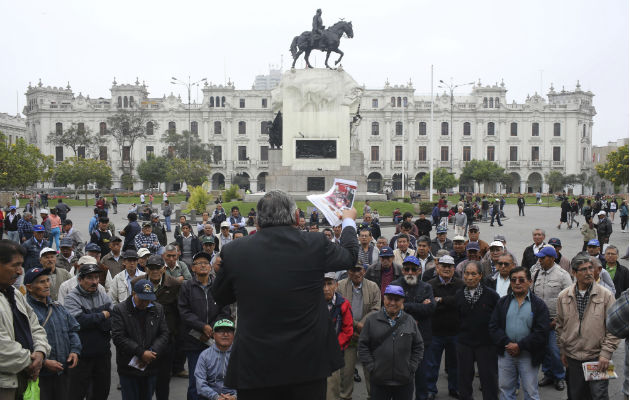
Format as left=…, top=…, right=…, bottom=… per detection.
left=55, top=122, right=63, bottom=135
left=371, top=122, right=379, bottom=135
left=99, top=122, right=107, bottom=135
left=483, top=97, right=488, bottom=108
left=391, top=97, right=395, bottom=107
left=487, top=122, right=495, bottom=135
left=210, top=97, right=214, bottom=107
left=395, top=121, right=403, bottom=135
left=214, top=121, right=222, bottom=135
left=463, top=122, right=471, bottom=136
left=146, top=122, right=154, bottom=135
left=441, top=122, right=449, bottom=136
left=221, top=96, right=225, bottom=107
left=123, top=96, right=128, bottom=108
left=495, top=97, right=500, bottom=108
left=403, top=97, right=408, bottom=107
left=419, top=122, right=427, bottom=136
left=215, top=96, right=220, bottom=107
left=129, top=96, right=134, bottom=107
left=397, top=97, right=401, bottom=107
left=168, top=121, right=176, bottom=135
left=510, top=122, right=518, bottom=136
left=489, top=97, right=494, bottom=108
left=238, top=121, right=246, bottom=134
left=118, top=96, right=122, bottom=108
left=191, top=121, right=198, bottom=135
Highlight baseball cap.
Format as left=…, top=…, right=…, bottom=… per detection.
left=137, top=248, right=151, bottom=258
left=548, top=238, right=562, bottom=247
left=349, top=263, right=368, bottom=271
left=489, top=241, right=504, bottom=249
left=587, top=239, right=600, bottom=247
left=438, top=255, right=455, bottom=265
left=324, top=272, right=337, bottom=280
left=151, top=213, right=159, bottom=219
left=468, top=224, right=480, bottom=231
left=142, top=221, right=152, bottom=228
left=78, top=255, right=97, bottom=265
left=24, top=267, right=51, bottom=285
left=9, top=205, right=16, bottom=210
left=192, top=252, right=213, bottom=263
left=436, top=226, right=448, bottom=234
left=85, top=243, right=101, bottom=253
left=133, top=279, right=156, bottom=301
left=60, top=237, right=74, bottom=248
left=146, top=255, right=164, bottom=267
left=452, top=235, right=466, bottom=242
left=78, top=264, right=101, bottom=277
left=495, top=198, right=500, bottom=202
left=39, top=247, right=56, bottom=258
left=379, top=246, right=394, bottom=257
left=122, top=249, right=138, bottom=259
left=493, top=234, right=506, bottom=242
left=598, top=211, right=606, bottom=216
left=466, top=242, right=480, bottom=251
left=402, top=256, right=420, bottom=266
left=201, top=236, right=215, bottom=244
left=535, top=246, right=557, bottom=258
left=111, top=236, right=122, bottom=243
left=32, top=225, right=45, bottom=232
left=384, top=285, right=405, bottom=297
left=40, top=209, right=49, bottom=214
left=220, top=221, right=230, bottom=228
left=213, top=319, right=235, bottom=331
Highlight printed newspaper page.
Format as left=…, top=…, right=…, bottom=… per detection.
left=582, top=361, right=617, bottom=381
left=307, top=179, right=357, bottom=226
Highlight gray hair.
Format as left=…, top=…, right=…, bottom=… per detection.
left=163, top=244, right=178, bottom=253
left=590, top=257, right=602, bottom=268
left=435, top=249, right=450, bottom=257
left=570, top=252, right=592, bottom=271
left=23, top=212, right=32, bottom=218
left=499, top=251, right=515, bottom=264
left=464, top=260, right=483, bottom=275
left=532, top=228, right=545, bottom=236
left=256, top=190, right=297, bottom=228
left=605, top=245, right=619, bottom=255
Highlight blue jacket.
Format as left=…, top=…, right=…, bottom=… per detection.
left=26, top=294, right=81, bottom=376
left=194, top=344, right=236, bottom=400
left=21, top=237, right=47, bottom=271
left=488, top=290, right=549, bottom=366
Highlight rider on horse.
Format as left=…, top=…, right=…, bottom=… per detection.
left=311, top=9, right=324, bottom=48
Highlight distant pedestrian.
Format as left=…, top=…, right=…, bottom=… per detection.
left=112, top=194, right=118, bottom=214
left=595, top=210, right=613, bottom=244
left=163, top=200, right=172, bottom=232
left=55, top=198, right=71, bottom=223
left=490, top=199, right=503, bottom=227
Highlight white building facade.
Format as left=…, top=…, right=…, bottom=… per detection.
left=22, top=75, right=596, bottom=194
left=0, top=112, right=27, bottom=144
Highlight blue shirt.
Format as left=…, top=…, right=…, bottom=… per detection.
left=505, top=292, right=533, bottom=342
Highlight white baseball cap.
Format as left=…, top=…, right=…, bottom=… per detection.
left=137, top=248, right=151, bottom=258
left=78, top=255, right=98, bottom=265
left=40, top=208, right=49, bottom=214
left=39, top=247, right=57, bottom=258
left=489, top=241, right=505, bottom=248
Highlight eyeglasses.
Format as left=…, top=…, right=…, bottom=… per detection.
left=510, top=277, right=528, bottom=283
left=403, top=267, right=418, bottom=272
left=496, top=262, right=512, bottom=267
left=576, top=265, right=595, bottom=273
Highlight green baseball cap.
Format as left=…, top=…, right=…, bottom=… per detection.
left=213, top=319, right=235, bottom=331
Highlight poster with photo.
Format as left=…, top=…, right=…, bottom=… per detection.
left=307, top=178, right=357, bottom=226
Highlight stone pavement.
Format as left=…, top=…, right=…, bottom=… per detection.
left=37, top=203, right=629, bottom=399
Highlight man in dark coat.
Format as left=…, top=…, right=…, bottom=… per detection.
left=212, top=190, right=359, bottom=400
left=120, top=212, right=141, bottom=252
left=521, top=228, right=546, bottom=271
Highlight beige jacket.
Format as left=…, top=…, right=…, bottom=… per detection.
left=338, top=277, right=381, bottom=328
left=556, top=282, right=620, bottom=361
left=0, top=289, right=51, bottom=389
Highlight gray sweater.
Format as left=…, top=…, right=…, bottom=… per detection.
left=453, top=212, right=467, bottom=228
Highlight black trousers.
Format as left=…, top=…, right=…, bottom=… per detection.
left=566, top=357, right=609, bottom=400
left=371, top=380, right=414, bottom=400
left=456, top=343, right=498, bottom=400
left=237, top=378, right=326, bottom=400
left=518, top=206, right=525, bottom=216
left=39, top=372, right=69, bottom=400
left=155, top=343, right=175, bottom=400
left=68, top=354, right=111, bottom=400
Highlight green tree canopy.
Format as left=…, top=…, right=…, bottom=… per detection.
left=165, top=158, right=212, bottom=187
left=0, top=133, right=53, bottom=190
left=47, top=123, right=101, bottom=157
left=137, top=155, right=170, bottom=187
left=161, top=130, right=214, bottom=162
left=596, top=144, right=629, bottom=189
left=459, top=160, right=506, bottom=191
left=545, top=170, right=565, bottom=193
left=53, top=157, right=113, bottom=206
left=419, top=168, right=459, bottom=193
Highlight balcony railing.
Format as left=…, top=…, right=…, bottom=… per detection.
left=551, top=161, right=565, bottom=168
left=529, top=160, right=543, bottom=168
left=506, top=160, right=522, bottom=168
left=257, top=160, right=269, bottom=168
left=210, top=160, right=225, bottom=168
left=235, top=160, right=250, bottom=167
left=392, top=161, right=404, bottom=169
left=415, top=160, right=429, bottom=168
left=368, top=160, right=383, bottom=169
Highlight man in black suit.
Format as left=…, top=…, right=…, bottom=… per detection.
left=212, top=190, right=359, bottom=400
left=521, top=228, right=546, bottom=271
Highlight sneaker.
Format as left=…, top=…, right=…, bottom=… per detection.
left=555, top=379, right=566, bottom=391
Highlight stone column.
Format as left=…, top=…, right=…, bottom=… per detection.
left=249, top=179, right=258, bottom=193
left=520, top=180, right=527, bottom=194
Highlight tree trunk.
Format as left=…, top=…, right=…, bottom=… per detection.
left=84, top=184, right=88, bottom=207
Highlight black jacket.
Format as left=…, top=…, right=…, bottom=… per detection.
left=521, top=243, right=544, bottom=271
left=430, top=237, right=453, bottom=256
left=178, top=276, right=230, bottom=352
left=212, top=225, right=359, bottom=389
left=414, top=219, right=433, bottom=238
left=3, top=212, right=20, bottom=231
left=428, top=276, right=464, bottom=336
left=175, top=235, right=202, bottom=261
left=132, top=274, right=182, bottom=340
left=610, top=262, right=629, bottom=299
left=391, top=277, right=436, bottom=344
left=488, top=291, right=549, bottom=366
left=111, top=296, right=169, bottom=376
left=455, top=286, right=499, bottom=347
left=122, top=221, right=141, bottom=251
left=365, top=261, right=403, bottom=290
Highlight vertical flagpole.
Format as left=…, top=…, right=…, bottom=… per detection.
left=430, top=65, right=434, bottom=201
left=402, top=101, right=405, bottom=199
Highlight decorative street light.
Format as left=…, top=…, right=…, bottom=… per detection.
left=438, top=78, right=474, bottom=172
left=170, top=76, right=207, bottom=163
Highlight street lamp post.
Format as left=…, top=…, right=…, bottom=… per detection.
left=438, top=79, right=474, bottom=173
left=171, top=76, right=207, bottom=163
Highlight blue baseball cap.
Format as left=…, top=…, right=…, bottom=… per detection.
left=437, top=226, right=448, bottom=234
left=587, top=239, right=600, bottom=247
left=85, top=243, right=101, bottom=253
left=402, top=256, right=420, bottom=266
left=548, top=238, right=562, bottom=247
left=535, top=246, right=557, bottom=258
left=133, top=279, right=156, bottom=301
left=9, top=206, right=16, bottom=210
left=379, top=246, right=394, bottom=257
left=384, top=285, right=405, bottom=297
left=24, top=267, right=51, bottom=285
left=32, top=225, right=45, bottom=232
left=466, top=242, right=480, bottom=251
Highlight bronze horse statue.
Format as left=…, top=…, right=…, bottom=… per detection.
left=290, top=20, right=354, bottom=69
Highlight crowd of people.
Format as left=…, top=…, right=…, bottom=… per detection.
left=0, top=190, right=628, bottom=400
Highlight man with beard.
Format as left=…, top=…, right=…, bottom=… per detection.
left=392, top=256, right=436, bottom=400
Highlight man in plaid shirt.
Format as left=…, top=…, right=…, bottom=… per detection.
left=18, top=212, right=34, bottom=242
left=134, top=222, right=161, bottom=254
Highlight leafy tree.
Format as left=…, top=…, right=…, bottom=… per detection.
left=47, top=123, right=101, bottom=158
left=53, top=157, right=112, bottom=206
left=418, top=168, right=458, bottom=193
left=161, top=130, right=214, bottom=162
left=596, top=145, right=629, bottom=189
left=223, top=185, right=241, bottom=202
left=459, top=160, right=506, bottom=192
left=120, top=173, right=134, bottom=191
left=165, top=158, right=211, bottom=187
left=188, top=185, right=212, bottom=213
left=0, top=133, right=53, bottom=190
left=106, top=108, right=157, bottom=173
left=137, top=155, right=170, bottom=187
left=545, top=170, right=565, bottom=193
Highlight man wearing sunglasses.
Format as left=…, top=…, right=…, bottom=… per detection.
left=489, top=267, right=549, bottom=400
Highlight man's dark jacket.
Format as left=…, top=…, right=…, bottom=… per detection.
left=430, top=237, right=453, bottom=256
left=414, top=218, right=432, bottom=238
left=111, top=296, right=169, bottom=376
left=391, top=276, right=436, bottom=343
left=609, top=262, right=629, bottom=299
left=175, top=235, right=202, bottom=261
left=21, top=236, right=46, bottom=271
left=212, top=224, right=359, bottom=389
left=133, top=274, right=182, bottom=340
left=455, top=286, right=499, bottom=347
left=521, top=243, right=544, bottom=271
left=122, top=221, right=141, bottom=251
left=488, top=291, right=549, bottom=366
left=357, top=221, right=381, bottom=241
left=365, top=260, right=403, bottom=289
left=152, top=221, right=167, bottom=247
left=428, top=276, right=464, bottom=336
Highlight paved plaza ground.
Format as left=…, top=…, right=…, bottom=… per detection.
left=24, top=202, right=629, bottom=399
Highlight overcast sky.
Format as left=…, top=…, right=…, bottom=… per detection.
left=1, top=0, right=627, bottom=145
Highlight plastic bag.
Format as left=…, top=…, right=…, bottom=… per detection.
left=23, top=378, right=39, bottom=400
